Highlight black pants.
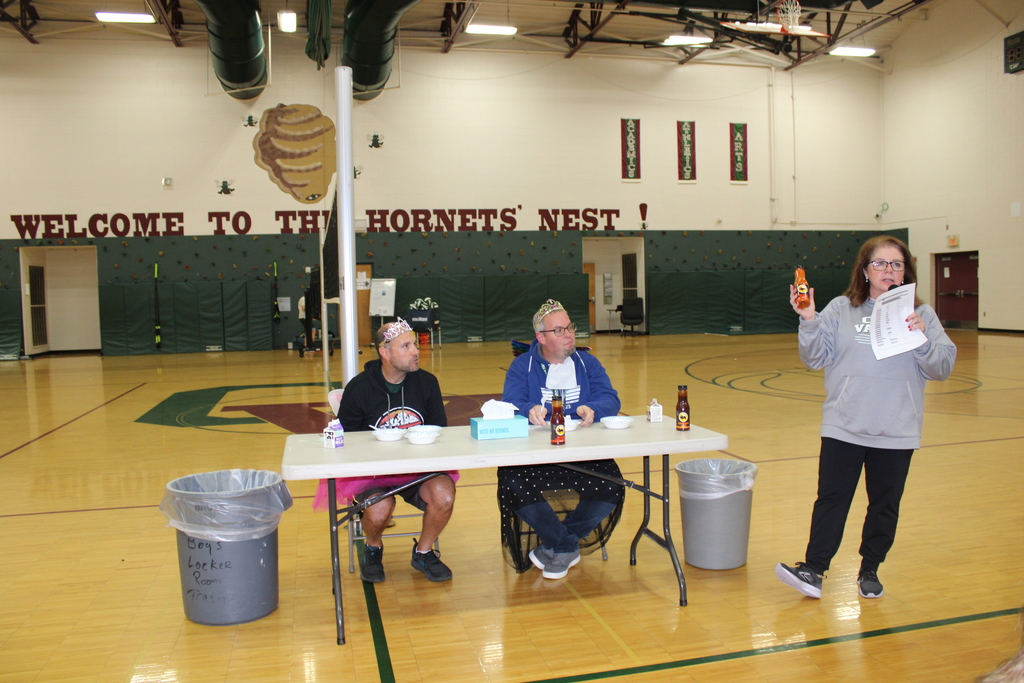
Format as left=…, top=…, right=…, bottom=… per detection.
left=804, top=437, right=914, bottom=575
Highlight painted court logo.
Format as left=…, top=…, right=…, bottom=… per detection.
left=135, top=384, right=499, bottom=434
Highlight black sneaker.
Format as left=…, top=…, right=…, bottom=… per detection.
left=360, top=543, right=385, bottom=583
left=775, top=562, right=823, bottom=598
left=410, top=539, right=452, bottom=582
left=857, top=570, right=884, bottom=598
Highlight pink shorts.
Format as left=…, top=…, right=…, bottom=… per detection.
left=312, top=471, right=460, bottom=511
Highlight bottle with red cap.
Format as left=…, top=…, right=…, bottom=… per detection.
left=550, top=389, right=566, bottom=446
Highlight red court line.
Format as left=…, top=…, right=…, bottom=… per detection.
left=0, top=383, right=147, bottom=461
left=0, top=504, right=157, bottom=519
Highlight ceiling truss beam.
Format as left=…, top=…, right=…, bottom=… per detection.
left=563, top=0, right=632, bottom=59
left=145, top=0, right=184, bottom=47
left=0, top=0, right=39, bottom=44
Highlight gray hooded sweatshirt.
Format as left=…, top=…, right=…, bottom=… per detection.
left=798, top=295, right=956, bottom=450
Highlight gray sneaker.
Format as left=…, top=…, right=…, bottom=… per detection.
left=775, top=562, right=823, bottom=598
left=542, top=549, right=581, bottom=579
left=410, top=540, right=452, bottom=582
left=529, top=546, right=555, bottom=571
left=858, top=570, right=884, bottom=598
left=360, top=543, right=385, bottom=583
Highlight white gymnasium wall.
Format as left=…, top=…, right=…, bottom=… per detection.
left=2, top=36, right=882, bottom=239
left=882, top=0, right=1024, bottom=329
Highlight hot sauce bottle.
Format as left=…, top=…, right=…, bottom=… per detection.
left=675, top=385, right=690, bottom=432
left=550, top=389, right=566, bottom=445
left=794, top=267, right=811, bottom=309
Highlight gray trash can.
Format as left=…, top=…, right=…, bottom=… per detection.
left=675, top=459, right=758, bottom=570
left=160, top=469, right=293, bottom=625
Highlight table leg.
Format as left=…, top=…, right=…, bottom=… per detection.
left=662, top=454, right=687, bottom=606
left=625, top=455, right=687, bottom=605
left=327, top=478, right=346, bottom=645
left=629, top=456, right=652, bottom=565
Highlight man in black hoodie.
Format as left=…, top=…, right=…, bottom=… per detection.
left=335, top=318, right=456, bottom=583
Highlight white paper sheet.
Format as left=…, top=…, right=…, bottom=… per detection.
left=870, top=283, right=927, bottom=360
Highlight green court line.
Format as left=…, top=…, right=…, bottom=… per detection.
left=521, top=607, right=1021, bottom=683
left=358, top=539, right=396, bottom=683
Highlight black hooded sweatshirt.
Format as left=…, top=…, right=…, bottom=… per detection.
left=336, top=359, right=448, bottom=432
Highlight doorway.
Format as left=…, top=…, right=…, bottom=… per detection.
left=582, top=236, right=646, bottom=333
left=934, top=251, right=978, bottom=329
left=20, top=246, right=101, bottom=355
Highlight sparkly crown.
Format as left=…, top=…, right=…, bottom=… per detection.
left=379, top=318, right=412, bottom=345
left=537, top=299, right=564, bottom=317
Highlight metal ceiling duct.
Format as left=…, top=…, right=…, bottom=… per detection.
left=342, top=0, right=423, bottom=100
left=192, top=0, right=268, bottom=100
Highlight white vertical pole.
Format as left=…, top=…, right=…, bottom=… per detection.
left=335, top=67, right=359, bottom=385
left=319, top=241, right=330, bottom=390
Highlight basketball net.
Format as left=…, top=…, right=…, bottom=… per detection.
left=777, top=0, right=802, bottom=34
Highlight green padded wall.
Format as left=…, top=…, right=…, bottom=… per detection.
left=97, top=281, right=274, bottom=355
left=1, top=228, right=909, bottom=356
left=98, top=285, right=128, bottom=356
left=0, top=288, right=22, bottom=360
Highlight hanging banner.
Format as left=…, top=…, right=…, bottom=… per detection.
left=677, top=121, right=696, bottom=182
left=730, top=122, right=748, bottom=182
left=621, top=118, right=641, bottom=181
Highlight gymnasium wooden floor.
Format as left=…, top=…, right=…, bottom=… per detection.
left=2, top=330, right=1022, bottom=682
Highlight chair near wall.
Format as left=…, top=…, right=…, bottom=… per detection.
left=620, top=297, right=644, bottom=336
left=407, top=298, right=441, bottom=348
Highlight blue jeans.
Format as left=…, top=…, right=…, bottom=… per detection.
left=516, top=500, right=617, bottom=554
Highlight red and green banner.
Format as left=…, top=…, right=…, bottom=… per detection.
left=621, top=118, right=640, bottom=180
left=677, top=121, right=696, bottom=181
left=730, top=122, right=748, bottom=182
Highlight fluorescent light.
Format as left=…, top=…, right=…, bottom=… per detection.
left=830, top=46, right=876, bottom=57
left=277, top=9, right=297, bottom=33
left=95, top=12, right=155, bottom=23
left=466, top=24, right=517, bottom=35
left=663, top=34, right=712, bottom=46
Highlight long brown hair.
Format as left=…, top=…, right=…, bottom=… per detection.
left=843, top=235, right=922, bottom=308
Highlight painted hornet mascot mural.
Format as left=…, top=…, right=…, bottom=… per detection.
left=252, top=103, right=337, bottom=203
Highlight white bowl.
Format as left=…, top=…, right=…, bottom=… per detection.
left=563, top=417, right=578, bottom=432
left=405, top=425, right=442, bottom=437
left=372, top=428, right=404, bottom=442
left=600, top=416, right=634, bottom=430
left=407, top=431, right=438, bottom=445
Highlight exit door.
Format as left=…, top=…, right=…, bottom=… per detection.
left=935, top=251, right=978, bottom=329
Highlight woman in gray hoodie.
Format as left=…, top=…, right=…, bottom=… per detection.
left=776, top=235, right=957, bottom=600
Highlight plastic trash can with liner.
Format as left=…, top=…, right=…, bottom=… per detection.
left=160, top=469, right=293, bottom=625
left=675, top=459, right=758, bottom=570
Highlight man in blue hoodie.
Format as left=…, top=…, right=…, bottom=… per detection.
left=500, top=299, right=623, bottom=579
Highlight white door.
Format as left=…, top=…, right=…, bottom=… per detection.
left=20, top=247, right=49, bottom=356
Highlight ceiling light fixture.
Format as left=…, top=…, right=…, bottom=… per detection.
left=466, top=24, right=517, bottom=35
left=95, top=12, right=156, bottom=23
left=663, top=34, right=712, bottom=46
left=277, top=9, right=298, bottom=33
left=829, top=46, right=876, bottom=57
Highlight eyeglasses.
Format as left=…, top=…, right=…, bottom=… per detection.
left=539, top=322, right=577, bottom=337
left=869, top=259, right=906, bottom=272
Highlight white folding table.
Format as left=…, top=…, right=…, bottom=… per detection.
left=282, top=419, right=728, bottom=644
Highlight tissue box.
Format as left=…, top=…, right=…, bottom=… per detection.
left=470, top=415, right=529, bottom=440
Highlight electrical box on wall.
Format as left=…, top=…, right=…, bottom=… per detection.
left=1005, top=31, right=1023, bottom=74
